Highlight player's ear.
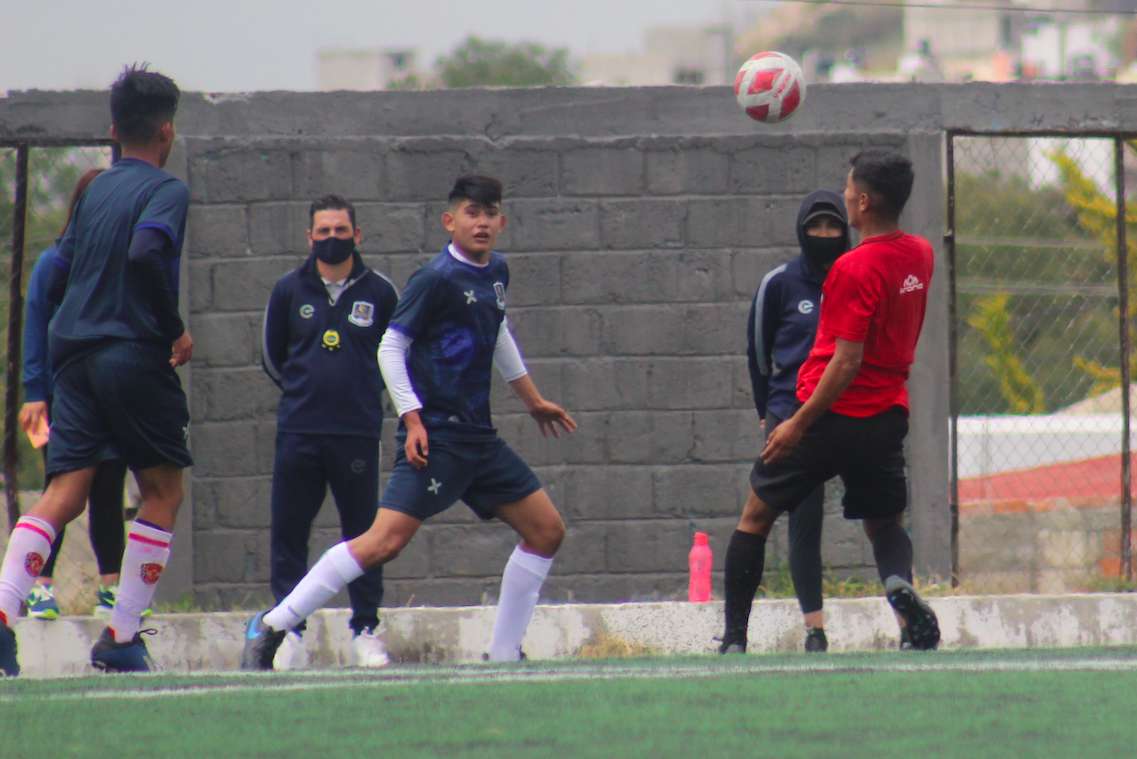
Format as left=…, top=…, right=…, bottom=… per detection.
left=306, top=228, right=314, bottom=249
left=442, top=209, right=456, bottom=233
left=109, top=124, right=119, bottom=143
left=498, top=213, right=507, bottom=232
left=353, top=226, right=363, bottom=246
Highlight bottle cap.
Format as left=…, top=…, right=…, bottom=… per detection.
left=693, top=531, right=709, bottom=546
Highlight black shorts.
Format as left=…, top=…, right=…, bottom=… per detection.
left=750, top=406, right=908, bottom=520
left=47, top=341, right=193, bottom=476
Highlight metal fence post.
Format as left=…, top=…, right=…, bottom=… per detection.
left=4, top=144, right=28, bottom=530
left=1116, top=138, right=1133, bottom=583
left=946, top=132, right=960, bottom=587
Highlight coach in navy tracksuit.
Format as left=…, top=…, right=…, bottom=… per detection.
left=746, top=189, right=849, bottom=652
left=261, top=194, right=398, bottom=668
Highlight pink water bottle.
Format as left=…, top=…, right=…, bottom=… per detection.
left=688, top=532, right=713, bottom=602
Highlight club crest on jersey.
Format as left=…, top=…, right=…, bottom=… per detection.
left=24, top=552, right=44, bottom=577
left=321, top=329, right=342, bottom=351
left=797, top=300, right=815, bottom=315
left=299, top=304, right=315, bottom=319
left=140, top=562, right=164, bottom=585
left=349, top=300, right=374, bottom=327
left=493, top=281, right=506, bottom=310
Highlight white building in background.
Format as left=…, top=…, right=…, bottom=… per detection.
left=580, top=25, right=736, bottom=86
left=317, top=48, right=420, bottom=91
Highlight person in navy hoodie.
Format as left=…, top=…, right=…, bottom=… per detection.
left=261, top=194, right=398, bottom=669
left=723, top=189, right=849, bottom=654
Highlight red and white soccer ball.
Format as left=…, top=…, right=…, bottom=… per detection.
left=733, top=51, right=806, bottom=124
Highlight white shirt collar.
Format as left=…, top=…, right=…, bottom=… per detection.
left=448, top=243, right=489, bottom=268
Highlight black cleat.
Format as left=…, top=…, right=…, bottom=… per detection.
left=898, top=627, right=914, bottom=651
left=0, top=622, right=19, bottom=677
left=885, top=576, right=940, bottom=651
left=240, top=611, right=286, bottom=671
left=90, top=627, right=156, bottom=672
left=804, top=627, right=828, bottom=653
left=717, top=637, right=746, bottom=655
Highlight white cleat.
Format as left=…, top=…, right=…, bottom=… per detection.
left=352, top=626, right=391, bottom=668
left=273, top=630, right=308, bottom=671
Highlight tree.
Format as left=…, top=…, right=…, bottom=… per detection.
left=436, top=36, right=575, bottom=88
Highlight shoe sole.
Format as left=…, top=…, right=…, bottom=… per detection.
left=29, top=610, right=60, bottom=620
left=886, top=580, right=940, bottom=651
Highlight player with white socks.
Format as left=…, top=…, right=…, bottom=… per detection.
left=0, top=66, right=193, bottom=677
left=242, top=175, right=575, bottom=669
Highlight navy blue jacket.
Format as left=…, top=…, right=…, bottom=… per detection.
left=262, top=251, right=398, bottom=439
left=22, top=245, right=61, bottom=403
left=747, top=190, right=849, bottom=421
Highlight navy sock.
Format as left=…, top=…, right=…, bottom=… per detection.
left=870, top=521, right=914, bottom=585
left=723, top=530, right=767, bottom=645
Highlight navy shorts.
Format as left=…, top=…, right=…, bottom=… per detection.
left=47, top=341, right=192, bottom=476
left=750, top=406, right=908, bottom=520
left=381, top=434, right=541, bottom=521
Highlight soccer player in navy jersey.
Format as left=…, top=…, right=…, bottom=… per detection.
left=0, top=65, right=192, bottom=676
left=242, top=175, right=576, bottom=669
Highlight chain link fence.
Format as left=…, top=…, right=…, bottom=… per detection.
left=950, top=134, right=1133, bottom=593
left=1, top=144, right=113, bottom=527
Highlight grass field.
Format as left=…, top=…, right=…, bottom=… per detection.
left=3, top=648, right=1137, bottom=758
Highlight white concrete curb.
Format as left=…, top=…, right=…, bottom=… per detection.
left=11, top=593, right=1137, bottom=678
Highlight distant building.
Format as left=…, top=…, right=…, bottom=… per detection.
left=317, top=48, right=420, bottom=91
left=580, top=25, right=735, bottom=86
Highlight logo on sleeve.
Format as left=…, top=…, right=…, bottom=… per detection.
left=299, top=304, right=315, bottom=319
left=493, top=282, right=506, bottom=310
left=900, top=275, right=925, bottom=294
left=349, top=300, right=375, bottom=327
left=797, top=299, right=814, bottom=314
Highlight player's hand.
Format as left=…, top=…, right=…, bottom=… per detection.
left=18, top=401, right=47, bottom=434
left=170, top=330, right=193, bottom=367
left=528, top=400, right=577, bottom=438
left=761, top=416, right=803, bottom=465
left=403, top=411, right=429, bottom=469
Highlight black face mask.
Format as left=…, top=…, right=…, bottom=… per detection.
left=312, top=236, right=355, bottom=265
left=802, top=236, right=846, bottom=271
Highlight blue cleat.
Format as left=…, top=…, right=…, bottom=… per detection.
left=0, top=622, right=19, bottom=677
left=240, top=610, right=285, bottom=671
left=26, top=583, right=61, bottom=620
left=90, top=627, right=155, bottom=672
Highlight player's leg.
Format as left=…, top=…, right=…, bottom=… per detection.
left=87, top=460, right=128, bottom=615
left=26, top=449, right=63, bottom=620
left=721, top=488, right=781, bottom=653
left=270, top=433, right=327, bottom=623
left=788, top=484, right=826, bottom=652
left=325, top=436, right=388, bottom=667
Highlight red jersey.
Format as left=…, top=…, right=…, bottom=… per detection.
left=796, top=230, right=934, bottom=417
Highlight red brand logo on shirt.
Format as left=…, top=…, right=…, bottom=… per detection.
left=140, top=563, right=164, bottom=585
left=24, top=552, right=44, bottom=577
left=900, top=275, right=924, bottom=294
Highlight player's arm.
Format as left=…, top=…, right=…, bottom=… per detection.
left=762, top=338, right=862, bottom=464
left=496, top=319, right=576, bottom=438
left=261, top=282, right=289, bottom=389
left=132, top=180, right=192, bottom=366
left=747, top=276, right=779, bottom=424
left=19, top=253, right=54, bottom=433
left=377, top=327, right=427, bottom=467
left=45, top=217, right=77, bottom=304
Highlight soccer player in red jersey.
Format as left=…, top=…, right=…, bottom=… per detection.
left=720, top=149, right=940, bottom=654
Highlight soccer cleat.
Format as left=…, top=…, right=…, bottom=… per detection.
left=273, top=630, right=308, bottom=671
left=351, top=626, right=391, bottom=668
left=26, top=583, right=61, bottom=620
left=804, top=627, right=828, bottom=653
left=94, top=585, right=151, bottom=617
left=899, top=627, right=914, bottom=651
left=885, top=576, right=940, bottom=651
left=482, top=650, right=528, bottom=662
left=0, top=622, right=19, bottom=677
left=90, top=627, right=155, bottom=672
left=716, top=636, right=746, bottom=655
left=240, top=610, right=285, bottom=671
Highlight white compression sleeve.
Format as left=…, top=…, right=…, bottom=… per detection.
left=493, top=318, right=528, bottom=382
left=377, top=328, right=423, bottom=417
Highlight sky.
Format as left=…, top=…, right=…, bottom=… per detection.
left=1, top=0, right=770, bottom=93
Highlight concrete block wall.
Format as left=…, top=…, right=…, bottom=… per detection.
left=184, top=130, right=915, bottom=609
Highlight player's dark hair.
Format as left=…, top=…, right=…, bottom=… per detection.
left=849, top=149, right=914, bottom=220
left=309, top=194, right=356, bottom=228
left=60, top=168, right=104, bottom=236
left=448, top=175, right=503, bottom=207
left=110, top=64, right=180, bottom=145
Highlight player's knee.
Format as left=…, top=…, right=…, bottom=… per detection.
left=353, top=530, right=404, bottom=567
left=525, top=517, right=565, bottom=558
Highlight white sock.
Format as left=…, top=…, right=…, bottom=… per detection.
left=111, top=520, right=173, bottom=642
left=488, top=545, right=553, bottom=662
left=263, top=542, right=364, bottom=632
left=0, top=516, right=56, bottom=626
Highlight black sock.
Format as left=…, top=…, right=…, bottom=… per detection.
left=869, top=521, right=914, bottom=585
left=723, top=530, right=767, bottom=644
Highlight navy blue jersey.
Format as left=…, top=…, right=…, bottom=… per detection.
left=747, top=256, right=825, bottom=421
left=262, top=252, right=399, bottom=439
left=389, top=246, right=509, bottom=439
left=48, top=158, right=188, bottom=369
